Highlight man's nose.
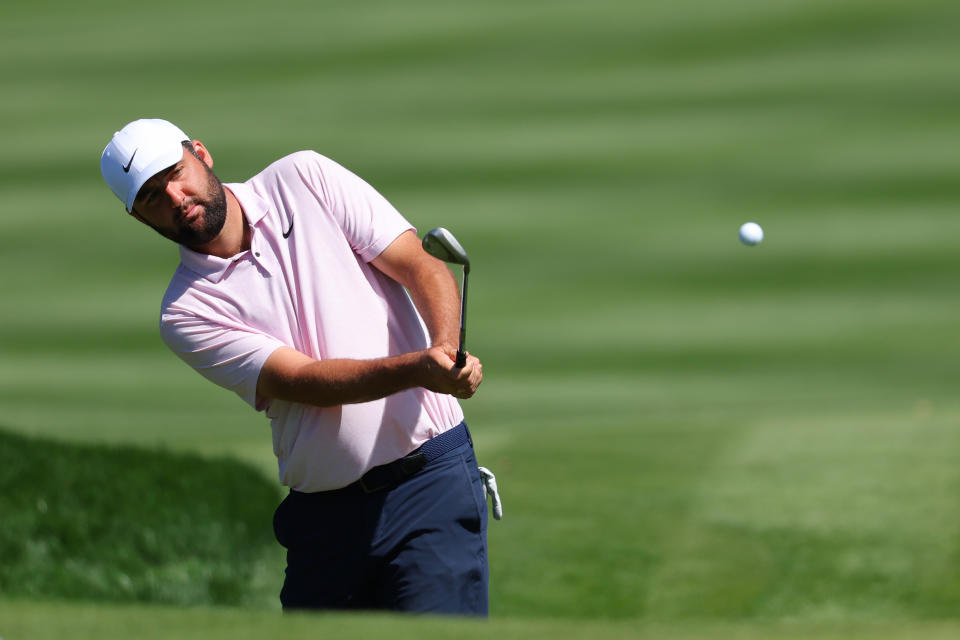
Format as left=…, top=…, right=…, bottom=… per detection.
left=164, top=181, right=185, bottom=206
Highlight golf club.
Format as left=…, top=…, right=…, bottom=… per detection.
left=422, top=227, right=470, bottom=368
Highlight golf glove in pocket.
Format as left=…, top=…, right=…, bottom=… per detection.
left=478, top=466, right=502, bottom=520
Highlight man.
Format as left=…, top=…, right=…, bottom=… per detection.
left=100, top=119, right=490, bottom=614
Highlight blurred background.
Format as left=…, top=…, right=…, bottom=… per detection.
left=2, top=0, right=959, bottom=637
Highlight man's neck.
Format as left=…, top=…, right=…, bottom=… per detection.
left=187, top=187, right=249, bottom=259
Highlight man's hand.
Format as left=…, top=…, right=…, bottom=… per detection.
left=419, top=346, right=483, bottom=399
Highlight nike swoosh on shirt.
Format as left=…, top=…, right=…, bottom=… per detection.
left=282, top=215, right=294, bottom=238
left=122, top=149, right=138, bottom=173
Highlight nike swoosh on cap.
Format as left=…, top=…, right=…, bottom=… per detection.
left=122, top=149, right=138, bottom=173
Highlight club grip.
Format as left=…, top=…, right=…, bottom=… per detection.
left=455, top=350, right=466, bottom=368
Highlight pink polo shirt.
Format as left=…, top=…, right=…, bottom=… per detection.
left=159, top=151, right=464, bottom=491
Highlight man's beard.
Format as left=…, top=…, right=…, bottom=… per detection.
left=156, top=166, right=228, bottom=247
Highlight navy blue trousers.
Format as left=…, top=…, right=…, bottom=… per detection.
left=273, top=424, right=489, bottom=615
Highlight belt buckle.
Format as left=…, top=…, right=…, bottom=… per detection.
left=399, top=452, right=427, bottom=476
left=358, top=475, right=390, bottom=494
left=358, top=452, right=427, bottom=494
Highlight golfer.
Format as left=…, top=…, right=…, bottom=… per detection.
left=100, top=119, right=489, bottom=614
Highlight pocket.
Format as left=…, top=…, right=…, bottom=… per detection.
left=457, top=452, right=487, bottom=534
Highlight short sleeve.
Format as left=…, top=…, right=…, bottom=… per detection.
left=296, top=152, right=414, bottom=262
left=160, top=310, right=286, bottom=410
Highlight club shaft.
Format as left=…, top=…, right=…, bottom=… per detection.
left=456, top=265, right=469, bottom=367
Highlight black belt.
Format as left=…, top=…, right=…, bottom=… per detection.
left=354, top=421, right=471, bottom=494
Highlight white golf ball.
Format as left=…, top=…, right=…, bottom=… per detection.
left=739, top=222, right=764, bottom=246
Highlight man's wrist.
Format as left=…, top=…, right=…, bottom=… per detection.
left=431, top=341, right=459, bottom=359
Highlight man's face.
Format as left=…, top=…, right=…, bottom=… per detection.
left=131, top=144, right=227, bottom=247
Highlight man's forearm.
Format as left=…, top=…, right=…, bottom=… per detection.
left=257, top=345, right=481, bottom=408
left=258, top=349, right=423, bottom=407
left=370, top=230, right=463, bottom=351
left=405, top=265, right=462, bottom=351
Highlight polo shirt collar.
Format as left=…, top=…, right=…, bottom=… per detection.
left=177, top=183, right=270, bottom=283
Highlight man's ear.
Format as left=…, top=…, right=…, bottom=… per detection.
left=191, top=140, right=214, bottom=169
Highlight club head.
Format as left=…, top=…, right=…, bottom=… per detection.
left=422, top=227, right=470, bottom=268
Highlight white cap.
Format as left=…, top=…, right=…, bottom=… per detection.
left=101, top=119, right=190, bottom=211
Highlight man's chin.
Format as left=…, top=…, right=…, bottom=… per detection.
left=170, top=226, right=218, bottom=248
left=177, top=215, right=226, bottom=247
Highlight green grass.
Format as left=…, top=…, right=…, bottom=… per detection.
left=5, top=599, right=960, bottom=640
left=0, top=429, right=282, bottom=606
left=2, top=0, right=960, bottom=636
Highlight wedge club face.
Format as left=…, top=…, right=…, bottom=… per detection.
left=423, top=227, right=470, bottom=268
left=422, top=227, right=470, bottom=367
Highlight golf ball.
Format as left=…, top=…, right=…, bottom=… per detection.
left=739, top=222, right=764, bottom=246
